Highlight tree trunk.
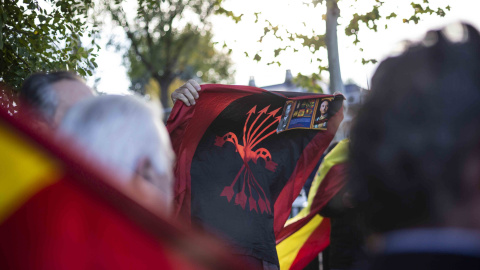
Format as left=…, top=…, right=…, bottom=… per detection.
left=154, top=75, right=172, bottom=110
left=325, top=0, right=344, bottom=94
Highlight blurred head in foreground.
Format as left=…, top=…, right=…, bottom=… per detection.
left=350, top=23, right=480, bottom=235
left=59, top=95, right=175, bottom=212
left=20, top=71, right=95, bottom=128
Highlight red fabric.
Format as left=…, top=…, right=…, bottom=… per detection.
left=0, top=179, right=176, bottom=270
left=290, top=218, right=331, bottom=270
left=167, top=84, right=267, bottom=221
left=273, top=106, right=344, bottom=237
left=0, top=91, right=245, bottom=270
left=276, top=163, right=348, bottom=243
left=166, top=84, right=344, bottom=246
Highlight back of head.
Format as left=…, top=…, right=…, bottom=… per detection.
left=59, top=95, right=175, bottom=205
left=20, top=71, right=82, bottom=123
left=349, top=23, right=480, bottom=233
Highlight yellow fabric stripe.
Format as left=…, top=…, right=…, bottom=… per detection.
left=0, top=121, right=62, bottom=223
left=277, top=215, right=324, bottom=270
left=285, top=139, right=349, bottom=226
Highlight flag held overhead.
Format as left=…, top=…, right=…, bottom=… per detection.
left=167, top=84, right=344, bottom=266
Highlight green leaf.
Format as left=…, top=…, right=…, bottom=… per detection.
left=53, top=14, right=60, bottom=24
left=386, top=12, right=397, bottom=19
left=77, top=68, right=86, bottom=76
left=0, top=0, right=97, bottom=90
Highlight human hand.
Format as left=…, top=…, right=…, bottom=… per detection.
left=171, top=79, right=201, bottom=106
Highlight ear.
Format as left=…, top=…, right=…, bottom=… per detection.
left=133, top=158, right=174, bottom=213
left=134, top=157, right=157, bottom=185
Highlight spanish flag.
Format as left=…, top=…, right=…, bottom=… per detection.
left=276, top=139, right=349, bottom=270
left=0, top=96, right=241, bottom=269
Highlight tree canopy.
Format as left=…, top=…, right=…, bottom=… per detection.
left=229, top=0, right=450, bottom=93
left=104, top=0, right=235, bottom=108
left=0, top=0, right=99, bottom=89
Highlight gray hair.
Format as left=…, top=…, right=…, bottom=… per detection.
left=59, top=94, right=174, bottom=185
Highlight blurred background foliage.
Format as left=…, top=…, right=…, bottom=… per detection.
left=100, top=0, right=234, bottom=108
left=0, top=0, right=450, bottom=107
left=239, top=0, right=450, bottom=93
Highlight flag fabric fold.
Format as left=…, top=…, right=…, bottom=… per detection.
left=0, top=96, right=242, bottom=270
left=167, top=84, right=344, bottom=266
left=276, top=139, right=349, bottom=270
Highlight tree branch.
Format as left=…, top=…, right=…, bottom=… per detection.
left=115, top=10, right=155, bottom=75
left=125, top=29, right=156, bottom=75
left=142, top=8, right=154, bottom=60
left=169, top=31, right=196, bottom=71
left=199, top=0, right=217, bottom=26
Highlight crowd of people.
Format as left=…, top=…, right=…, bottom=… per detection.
left=6, top=22, right=480, bottom=269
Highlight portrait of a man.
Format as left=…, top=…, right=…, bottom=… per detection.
left=314, top=99, right=330, bottom=127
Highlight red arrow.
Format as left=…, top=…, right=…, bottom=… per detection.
left=220, top=165, right=245, bottom=202
left=248, top=107, right=280, bottom=144
left=242, top=106, right=257, bottom=147
left=246, top=105, right=269, bottom=144
left=249, top=115, right=281, bottom=149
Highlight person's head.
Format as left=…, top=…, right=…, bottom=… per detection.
left=349, top=23, right=480, bottom=234
left=59, top=95, right=175, bottom=211
left=320, top=100, right=329, bottom=116
left=20, top=71, right=95, bottom=127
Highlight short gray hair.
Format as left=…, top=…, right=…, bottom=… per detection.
left=58, top=94, right=174, bottom=185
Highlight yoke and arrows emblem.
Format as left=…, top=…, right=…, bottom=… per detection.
left=215, top=105, right=282, bottom=214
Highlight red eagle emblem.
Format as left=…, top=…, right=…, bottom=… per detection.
left=215, top=105, right=281, bottom=214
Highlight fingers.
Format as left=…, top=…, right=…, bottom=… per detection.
left=171, top=79, right=202, bottom=106
left=188, top=79, right=201, bottom=92
left=182, top=88, right=196, bottom=106
left=185, top=81, right=200, bottom=99
left=173, top=93, right=192, bottom=106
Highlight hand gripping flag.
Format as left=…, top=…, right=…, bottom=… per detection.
left=0, top=94, right=243, bottom=270
left=167, top=84, right=344, bottom=266
left=276, top=139, right=349, bottom=270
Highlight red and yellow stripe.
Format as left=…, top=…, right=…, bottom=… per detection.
left=0, top=101, right=244, bottom=270
left=276, top=139, right=349, bottom=270
left=0, top=117, right=62, bottom=223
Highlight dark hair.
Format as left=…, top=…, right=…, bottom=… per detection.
left=20, top=71, right=82, bottom=122
left=349, top=23, right=480, bottom=233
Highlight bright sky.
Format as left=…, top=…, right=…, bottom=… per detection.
left=90, top=0, right=480, bottom=95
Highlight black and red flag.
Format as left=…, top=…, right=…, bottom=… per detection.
left=167, top=84, right=344, bottom=266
